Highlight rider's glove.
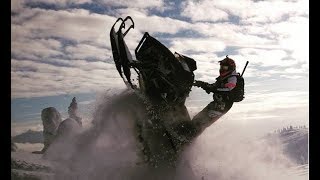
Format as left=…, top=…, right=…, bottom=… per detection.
left=193, top=80, right=204, bottom=87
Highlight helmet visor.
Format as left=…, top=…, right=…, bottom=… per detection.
left=220, top=65, right=229, bottom=71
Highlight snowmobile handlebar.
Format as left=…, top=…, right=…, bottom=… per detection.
left=121, top=16, right=135, bottom=37
left=111, top=17, right=124, bottom=31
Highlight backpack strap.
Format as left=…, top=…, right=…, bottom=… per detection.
left=220, top=73, right=240, bottom=81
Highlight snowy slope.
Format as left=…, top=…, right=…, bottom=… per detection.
left=11, top=151, right=55, bottom=180
left=11, top=128, right=308, bottom=180
left=264, top=128, right=308, bottom=165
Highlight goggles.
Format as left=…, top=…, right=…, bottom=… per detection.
left=220, top=65, right=229, bottom=71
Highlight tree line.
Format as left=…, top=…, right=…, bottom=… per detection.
left=274, top=125, right=308, bottom=134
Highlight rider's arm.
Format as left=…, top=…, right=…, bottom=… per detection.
left=194, top=80, right=217, bottom=94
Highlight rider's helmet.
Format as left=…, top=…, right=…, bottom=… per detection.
left=219, top=55, right=236, bottom=76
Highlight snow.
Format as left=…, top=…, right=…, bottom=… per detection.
left=11, top=151, right=55, bottom=180
left=11, top=91, right=308, bottom=180
left=11, top=151, right=52, bottom=167
left=11, top=128, right=309, bottom=180
left=15, top=143, right=44, bottom=153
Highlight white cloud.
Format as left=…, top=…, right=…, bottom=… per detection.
left=12, top=8, right=113, bottom=46
left=115, top=13, right=190, bottom=35
left=237, top=48, right=296, bottom=67
left=11, top=0, right=25, bottom=13
left=179, top=0, right=309, bottom=69
left=98, top=0, right=164, bottom=9
left=181, top=0, right=308, bottom=24
left=241, top=0, right=308, bottom=24
left=11, top=59, right=126, bottom=98
left=12, top=6, right=194, bottom=63
left=221, top=89, right=308, bottom=128
left=181, top=1, right=229, bottom=22
left=279, top=75, right=303, bottom=79
left=283, top=67, right=305, bottom=74
left=11, top=0, right=308, bottom=99
left=169, top=37, right=226, bottom=54
left=270, top=16, right=309, bottom=64
left=12, top=38, right=63, bottom=59
left=245, top=91, right=308, bottom=109
left=27, top=0, right=92, bottom=6
left=189, top=22, right=275, bottom=47
left=65, top=44, right=108, bottom=61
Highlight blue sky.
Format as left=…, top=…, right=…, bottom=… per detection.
left=11, top=0, right=309, bottom=136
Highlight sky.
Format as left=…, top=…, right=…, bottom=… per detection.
left=11, top=0, right=309, bottom=137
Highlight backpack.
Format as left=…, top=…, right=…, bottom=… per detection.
left=230, top=73, right=245, bottom=102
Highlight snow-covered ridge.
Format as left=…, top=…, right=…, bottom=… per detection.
left=12, top=130, right=43, bottom=144
left=263, top=127, right=308, bottom=165
left=11, top=152, right=55, bottom=180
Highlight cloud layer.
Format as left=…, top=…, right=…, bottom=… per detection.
left=11, top=0, right=309, bottom=99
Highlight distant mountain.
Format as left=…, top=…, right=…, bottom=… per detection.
left=12, top=130, right=43, bottom=144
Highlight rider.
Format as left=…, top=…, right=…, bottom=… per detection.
left=192, top=55, right=239, bottom=134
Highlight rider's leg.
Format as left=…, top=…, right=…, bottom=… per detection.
left=191, top=99, right=233, bottom=137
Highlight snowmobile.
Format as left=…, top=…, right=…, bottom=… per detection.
left=110, top=16, right=197, bottom=106
left=109, top=16, right=199, bottom=167
left=108, top=16, right=247, bottom=168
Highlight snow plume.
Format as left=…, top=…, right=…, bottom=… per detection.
left=42, top=89, right=140, bottom=179
left=43, top=89, right=303, bottom=180
left=182, top=122, right=305, bottom=180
